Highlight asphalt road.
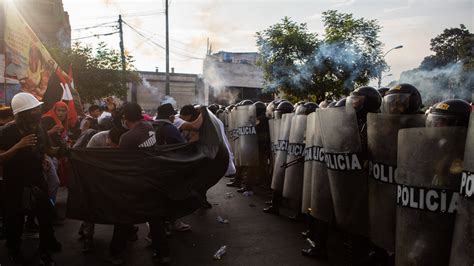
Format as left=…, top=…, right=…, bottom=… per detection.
left=0, top=177, right=329, bottom=266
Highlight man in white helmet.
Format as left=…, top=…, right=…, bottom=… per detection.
left=0, top=93, right=60, bottom=266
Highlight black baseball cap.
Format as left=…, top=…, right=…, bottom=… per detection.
left=157, top=103, right=177, bottom=119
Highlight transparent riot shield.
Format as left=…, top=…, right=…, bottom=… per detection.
left=271, top=113, right=294, bottom=191
left=237, top=105, right=259, bottom=166
left=395, top=127, right=467, bottom=266
left=231, top=109, right=241, bottom=167
left=302, top=112, right=316, bottom=213
left=283, top=114, right=307, bottom=200
left=449, top=115, right=474, bottom=266
left=310, top=110, right=333, bottom=222
left=367, top=113, right=425, bottom=252
left=318, top=107, right=367, bottom=236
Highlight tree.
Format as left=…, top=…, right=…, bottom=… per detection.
left=49, top=42, right=140, bottom=103
left=256, top=17, right=319, bottom=101
left=420, top=24, right=472, bottom=70
left=400, top=25, right=473, bottom=105
left=256, top=11, right=386, bottom=102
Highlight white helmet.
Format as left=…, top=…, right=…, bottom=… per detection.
left=11, top=92, right=43, bottom=115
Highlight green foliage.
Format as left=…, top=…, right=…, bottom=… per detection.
left=399, top=24, right=473, bottom=105
left=420, top=24, right=473, bottom=70
left=256, top=11, right=385, bottom=102
left=256, top=17, right=319, bottom=99
left=49, top=42, right=140, bottom=103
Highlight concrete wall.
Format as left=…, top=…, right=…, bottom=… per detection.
left=202, top=52, right=265, bottom=105
left=130, top=71, right=204, bottom=113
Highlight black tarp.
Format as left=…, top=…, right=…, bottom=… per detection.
left=66, top=108, right=229, bottom=224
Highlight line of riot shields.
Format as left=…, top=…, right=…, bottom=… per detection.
left=215, top=84, right=473, bottom=266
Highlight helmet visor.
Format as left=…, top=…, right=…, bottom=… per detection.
left=382, top=93, right=411, bottom=114
left=426, top=113, right=462, bottom=127
left=347, top=95, right=366, bottom=111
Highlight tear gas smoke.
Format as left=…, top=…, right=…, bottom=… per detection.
left=399, top=62, right=473, bottom=106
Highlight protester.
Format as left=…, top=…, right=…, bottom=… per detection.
left=154, top=103, right=186, bottom=145
left=104, top=102, right=156, bottom=264
left=0, top=106, right=14, bottom=239
left=78, top=126, right=124, bottom=253
left=0, top=93, right=61, bottom=266
left=98, top=97, right=116, bottom=124
left=174, top=104, right=200, bottom=142
left=41, top=101, right=71, bottom=187
left=80, top=104, right=101, bottom=133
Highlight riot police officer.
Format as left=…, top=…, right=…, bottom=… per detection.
left=264, top=101, right=294, bottom=214
left=367, top=83, right=425, bottom=265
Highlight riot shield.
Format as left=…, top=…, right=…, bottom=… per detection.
left=283, top=114, right=307, bottom=200
left=230, top=109, right=241, bottom=167
left=302, top=112, right=315, bottom=213
left=237, top=105, right=259, bottom=166
left=318, top=107, right=367, bottom=236
left=449, top=115, right=474, bottom=266
left=271, top=118, right=281, bottom=164
left=271, top=113, right=294, bottom=191
left=395, top=127, right=467, bottom=266
left=310, top=110, right=333, bottom=222
left=269, top=119, right=276, bottom=155
left=367, top=113, right=425, bottom=252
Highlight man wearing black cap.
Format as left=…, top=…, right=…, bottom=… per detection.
left=154, top=103, right=186, bottom=145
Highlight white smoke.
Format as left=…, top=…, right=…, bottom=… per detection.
left=141, top=76, right=162, bottom=99
left=398, top=62, right=474, bottom=106
left=203, top=57, right=241, bottom=105
left=161, top=95, right=177, bottom=109
left=139, top=76, right=177, bottom=112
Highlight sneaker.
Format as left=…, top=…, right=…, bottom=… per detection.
left=102, top=250, right=125, bottom=265
left=171, top=220, right=191, bottom=232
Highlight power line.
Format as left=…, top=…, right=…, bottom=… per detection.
left=123, top=21, right=204, bottom=60
left=73, top=21, right=117, bottom=31
left=124, top=21, right=189, bottom=48
left=72, top=31, right=120, bottom=41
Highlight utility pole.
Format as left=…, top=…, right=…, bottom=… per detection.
left=118, top=15, right=135, bottom=102
left=165, top=0, right=170, bottom=96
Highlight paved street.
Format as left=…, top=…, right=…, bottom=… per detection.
left=0, top=177, right=328, bottom=266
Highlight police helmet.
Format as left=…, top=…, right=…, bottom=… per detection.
left=426, top=99, right=471, bottom=127
left=301, top=102, right=319, bottom=115
left=274, top=101, right=294, bottom=119
left=239, top=99, right=254, bottom=106
left=253, top=101, right=266, bottom=117
left=382, top=83, right=422, bottom=114
left=347, top=86, right=382, bottom=113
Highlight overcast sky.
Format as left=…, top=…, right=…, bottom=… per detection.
left=63, top=0, right=473, bottom=86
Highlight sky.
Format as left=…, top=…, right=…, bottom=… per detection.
left=63, top=0, right=473, bottom=87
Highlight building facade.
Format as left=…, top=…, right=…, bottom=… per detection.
left=130, top=71, right=204, bottom=113
left=202, top=51, right=270, bottom=105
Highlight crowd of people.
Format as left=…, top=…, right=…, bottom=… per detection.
left=0, top=93, right=226, bottom=265
left=0, top=83, right=472, bottom=265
